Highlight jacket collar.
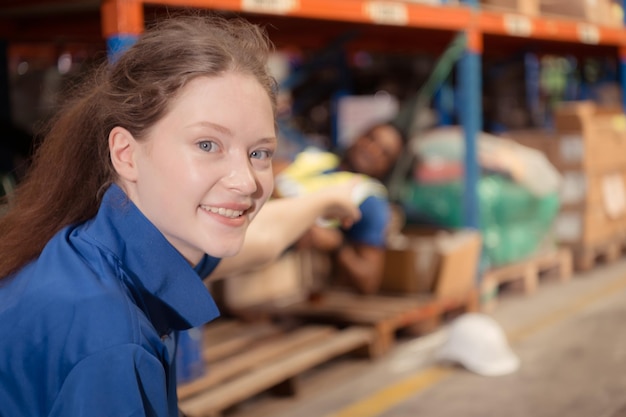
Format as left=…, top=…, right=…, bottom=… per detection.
left=84, top=184, right=220, bottom=335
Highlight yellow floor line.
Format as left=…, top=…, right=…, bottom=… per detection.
left=325, top=273, right=626, bottom=417
left=508, top=273, right=626, bottom=343
left=327, top=367, right=453, bottom=417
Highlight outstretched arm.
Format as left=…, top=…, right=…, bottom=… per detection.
left=206, top=181, right=361, bottom=281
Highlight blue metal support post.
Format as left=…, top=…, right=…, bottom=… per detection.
left=458, top=0, right=482, bottom=230
left=434, top=81, right=455, bottom=126
left=106, top=35, right=139, bottom=62
left=101, top=0, right=143, bottom=61
left=458, top=47, right=481, bottom=229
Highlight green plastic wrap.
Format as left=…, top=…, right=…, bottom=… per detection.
left=401, top=174, right=560, bottom=267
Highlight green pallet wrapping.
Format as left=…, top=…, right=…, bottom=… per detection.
left=400, top=174, right=560, bottom=267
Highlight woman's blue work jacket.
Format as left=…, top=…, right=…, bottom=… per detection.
left=0, top=184, right=221, bottom=417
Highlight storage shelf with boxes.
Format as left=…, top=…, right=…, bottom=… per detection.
left=503, top=101, right=626, bottom=270
left=481, top=0, right=624, bottom=28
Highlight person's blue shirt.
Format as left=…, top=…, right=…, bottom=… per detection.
left=345, top=194, right=389, bottom=247
left=0, top=184, right=221, bottom=417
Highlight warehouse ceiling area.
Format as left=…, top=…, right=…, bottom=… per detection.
left=0, top=0, right=100, bottom=17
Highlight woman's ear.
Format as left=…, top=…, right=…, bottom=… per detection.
left=109, top=126, right=139, bottom=182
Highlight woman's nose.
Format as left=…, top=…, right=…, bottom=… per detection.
left=223, top=158, right=258, bottom=195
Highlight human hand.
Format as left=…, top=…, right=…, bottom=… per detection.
left=313, top=178, right=363, bottom=229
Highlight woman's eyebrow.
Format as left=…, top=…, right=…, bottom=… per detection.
left=186, top=121, right=233, bottom=136
left=257, top=136, right=278, bottom=145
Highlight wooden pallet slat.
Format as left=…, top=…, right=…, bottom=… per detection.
left=202, top=321, right=281, bottom=363
left=265, top=289, right=478, bottom=358
left=319, top=291, right=423, bottom=312
left=178, top=325, right=336, bottom=400
left=480, top=248, right=573, bottom=311
left=280, top=298, right=394, bottom=324
left=572, top=235, right=625, bottom=272
left=485, top=248, right=572, bottom=292
left=179, top=326, right=373, bottom=417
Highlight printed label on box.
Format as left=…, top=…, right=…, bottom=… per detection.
left=611, top=115, right=626, bottom=132
left=558, top=135, right=584, bottom=165
left=364, top=1, right=409, bottom=25
left=601, top=173, right=626, bottom=219
left=560, top=171, right=587, bottom=205
left=554, top=212, right=581, bottom=241
left=242, top=0, right=298, bottom=13
left=337, top=94, right=399, bottom=149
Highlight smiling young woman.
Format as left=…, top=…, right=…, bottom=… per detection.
left=0, top=14, right=361, bottom=417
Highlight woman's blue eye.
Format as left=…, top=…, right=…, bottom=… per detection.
left=250, top=150, right=272, bottom=160
left=198, top=141, right=217, bottom=152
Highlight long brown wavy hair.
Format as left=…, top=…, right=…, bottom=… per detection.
left=0, top=14, right=277, bottom=280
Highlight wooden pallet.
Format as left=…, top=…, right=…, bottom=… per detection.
left=480, top=248, right=573, bottom=310
left=177, top=319, right=373, bottom=417
left=570, top=236, right=626, bottom=272
left=261, top=289, right=479, bottom=358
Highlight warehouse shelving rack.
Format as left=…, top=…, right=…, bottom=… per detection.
left=100, top=0, right=626, bottom=231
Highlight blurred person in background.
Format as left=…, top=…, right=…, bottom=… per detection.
left=274, top=121, right=405, bottom=294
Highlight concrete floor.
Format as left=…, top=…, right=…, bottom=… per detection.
left=226, top=258, right=626, bottom=417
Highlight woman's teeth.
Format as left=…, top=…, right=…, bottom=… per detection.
left=202, top=206, right=244, bottom=218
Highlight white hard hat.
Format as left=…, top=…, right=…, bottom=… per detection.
left=437, top=313, right=520, bottom=377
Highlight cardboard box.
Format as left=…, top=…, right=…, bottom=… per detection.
left=553, top=165, right=626, bottom=245
left=540, top=0, right=608, bottom=24
left=435, top=230, right=484, bottom=298
left=500, top=129, right=559, bottom=166
left=554, top=206, right=605, bottom=245
left=621, top=168, right=626, bottom=232
left=382, top=234, right=438, bottom=294
left=602, top=0, right=624, bottom=28
left=498, top=126, right=625, bottom=174
left=559, top=170, right=588, bottom=207
left=481, top=0, right=540, bottom=15
left=554, top=198, right=625, bottom=246
left=499, top=128, right=626, bottom=224
left=556, top=125, right=626, bottom=172
left=560, top=170, right=625, bottom=208
left=553, top=102, right=626, bottom=172
left=217, top=249, right=313, bottom=311
left=382, top=229, right=482, bottom=298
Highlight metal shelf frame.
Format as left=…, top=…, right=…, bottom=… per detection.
left=100, top=0, right=626, bottom=230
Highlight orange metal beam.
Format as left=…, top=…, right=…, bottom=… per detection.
left=101, top=0, right=145, bottom=38
left=479, top=10, right=626, bottom=46
left=143, top=0, right=472, bottom=31
left=466, top=27, right=483, bottom=54
left=2, top=0, right=625, bottom=48
left=139, top=1, right=626, bottom=48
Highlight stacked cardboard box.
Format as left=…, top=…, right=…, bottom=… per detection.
left=480, top=0, right=623, bottom=27
left=381, top=228, right=483, bottom=298
left=552, top=102, right=626, bottom=246
left=212, top=249, right=325, bottom=312
left=505, top=101, right=626, bottom=248
left=540, top=0, right=623, bottom=27
left=481, top=0, right=540, bottom=15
